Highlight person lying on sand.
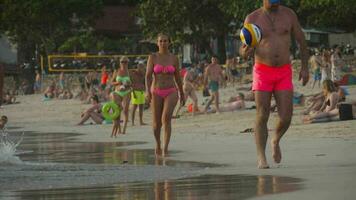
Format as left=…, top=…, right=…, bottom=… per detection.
left=206, top=93, right=245, bottom=113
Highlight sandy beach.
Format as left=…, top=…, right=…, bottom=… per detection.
left=1, top=75, right=356, bottom=199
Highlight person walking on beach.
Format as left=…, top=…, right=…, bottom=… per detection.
left=321, top=48, right=331, bottom=82
left=145, top=33, right=185, bottom=157
left=240, top=0, right=309, bottom=168
left=130, top=62, right=147, bottom=126
left=203, top=55, right=224, bottom=113
left=310, top=50, right=322, bottom=89
left=111, top=56, right=132, bottom=135
left=331, top=45, right=344, bottom=83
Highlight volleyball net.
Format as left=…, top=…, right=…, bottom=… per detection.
left=42, top=54, right=148, bottom=73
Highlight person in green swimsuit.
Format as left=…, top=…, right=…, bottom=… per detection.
left=203, top=55, right=224, bottom=113
left=111, top=56, right=132, bottom=136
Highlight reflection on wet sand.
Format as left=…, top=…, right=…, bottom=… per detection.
left=11, top=173, right=301, bottom=200
left=12, top=131, right=218, bottom=167
left=1, top=131, right=303, bottom=200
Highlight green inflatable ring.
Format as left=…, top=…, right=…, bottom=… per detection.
left=102, top=102, right=121, bottom=120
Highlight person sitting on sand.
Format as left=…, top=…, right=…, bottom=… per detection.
left=44, top=81, right=57, bottom=99
left=0, top=115, right=8, bottom=129
left=77, top=95, right=104, bottom=125
left=3, top=90, right=16, bottom=104
left=303, top=80, right=339, bottom=123
left=303, top=92, right=325, bottom=115
left=58, top=89, right=73, bottom=100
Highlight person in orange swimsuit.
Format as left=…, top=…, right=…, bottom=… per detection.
left=145, top=33, right=185, bottom=157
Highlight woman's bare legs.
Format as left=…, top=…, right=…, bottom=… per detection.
left=152, top=94, right=164, bottom=157
left=90, top=112, right=104, bottom=124
left=303, top=109, right=339, bottom=123
left=77, top=112, right=91, bottom=125
left=161, top=92, right=178, bottom=157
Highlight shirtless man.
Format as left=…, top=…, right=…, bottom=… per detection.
left=175, top=69, right=199, bottom=116
left=130, top=62, right=147, bottom=126
left=309, top=50, right=322, bottom=88
left=240, top=0, right=309, bottom=168
left=204, top=56, right=224, bottom=113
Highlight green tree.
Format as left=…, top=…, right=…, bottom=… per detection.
left=299, top=0, right=356, bottom=31
left=0, top=0, right=102, bottom=93
left=137, top=0, right=239, bottom=62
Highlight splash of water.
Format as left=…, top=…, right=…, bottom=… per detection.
left=0, top=127, right=23, bottom=164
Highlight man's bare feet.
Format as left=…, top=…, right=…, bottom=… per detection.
left=271, top=139, right=282, bottom=164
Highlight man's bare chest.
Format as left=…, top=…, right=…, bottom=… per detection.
left=254, top=12, right=292, bottom=39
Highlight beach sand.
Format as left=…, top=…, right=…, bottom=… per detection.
left=1, top=74, right=356, bottom=199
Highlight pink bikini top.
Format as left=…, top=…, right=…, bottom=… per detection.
left=153, top=64, right=175, bottom=74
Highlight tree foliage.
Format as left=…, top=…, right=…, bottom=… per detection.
left=137, top=0, right=239, bottom=61
left=299, top=0, right=356, bottom=31
left=0, top=0, right=103, bottom=60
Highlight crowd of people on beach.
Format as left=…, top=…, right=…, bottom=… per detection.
left=2, top=1, right=356, bottom=169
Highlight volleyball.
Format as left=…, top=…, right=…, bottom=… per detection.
left=240, top=23, right=262, bottom=47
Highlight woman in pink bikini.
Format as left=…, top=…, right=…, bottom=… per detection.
left=145, top=33, right=185, bottom=157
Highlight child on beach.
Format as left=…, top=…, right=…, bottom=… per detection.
left=203, top=55, right=224, bottom=113
left=175, top=69, right=199, bottom=116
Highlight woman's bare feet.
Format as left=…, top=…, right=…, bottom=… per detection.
left=271, top=139, right=282, bottom=164
left=258, top=158, right=270, bottom=169
left=162, top=149, right=169, bottom=157
left=155, top=148, right=162, bottom=157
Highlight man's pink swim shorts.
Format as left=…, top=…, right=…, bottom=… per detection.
left=252, top=62, right=293, bottom=92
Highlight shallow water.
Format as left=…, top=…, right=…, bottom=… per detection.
left=0, top=129, right=303, bottom=199
left=2, top=175, right=302, bottom=200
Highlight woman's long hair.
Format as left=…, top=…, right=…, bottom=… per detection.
left=322, top=79, right=336, bottom=93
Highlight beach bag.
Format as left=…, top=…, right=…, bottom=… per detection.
left=339, top=103, right=353, bottom=121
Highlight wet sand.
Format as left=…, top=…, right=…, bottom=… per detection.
left=1, top=78, right=356, bottom=199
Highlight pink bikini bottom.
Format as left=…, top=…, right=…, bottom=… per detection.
left=152, top=87, right=177, bottom=98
